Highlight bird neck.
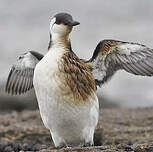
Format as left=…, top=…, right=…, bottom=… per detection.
left=48, top=33, right=72, bottom=51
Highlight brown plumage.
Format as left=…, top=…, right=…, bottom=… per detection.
left=58, top=51, right=96, bottom=103
left=100, top=40, right=122, bottom=55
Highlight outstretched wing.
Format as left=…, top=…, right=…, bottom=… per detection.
left=5, top=51, right=44, bottom=95
left=88, top=39, right=153, bottom=86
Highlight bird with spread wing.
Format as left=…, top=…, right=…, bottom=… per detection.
left=6, top=40, right=153, bottom=94
left=5, top=13, right=153, bottom=148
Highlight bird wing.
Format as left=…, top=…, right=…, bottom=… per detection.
left=5, top=51, right=44, bottom=95
left=88, top=39, right=153, bottom=86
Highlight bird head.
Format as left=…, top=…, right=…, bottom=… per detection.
left=50, top=12, right=80, bottom=37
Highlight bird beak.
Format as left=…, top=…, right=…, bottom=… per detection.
left=69, top=21, right=80, bottom=26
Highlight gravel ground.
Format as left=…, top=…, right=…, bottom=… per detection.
left=0, top=108, right=153, bottom=152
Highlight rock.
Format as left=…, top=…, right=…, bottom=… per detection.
left=4, top=146, right=13, bottom=152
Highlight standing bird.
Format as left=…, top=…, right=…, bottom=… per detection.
left=5, top=12, right=153, bottom=148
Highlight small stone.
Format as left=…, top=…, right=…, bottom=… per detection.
left=6, top=141, right=13, bottom=147
left=31, top=144, right=43, bottom=151
left=0, top=143, right=5, bottom=151
left=40, top=144, right=48, bottom=149
left=4, top=146, right=13, bottom=152
left=22, top=143, right=32, bottom=151
left=13, top=142, right=21, bottom=151
left=140, top=145, right=144, bottom=150
left=127, top=141, right=133, bottom=146
left=124, top=145, right=133, bottom=151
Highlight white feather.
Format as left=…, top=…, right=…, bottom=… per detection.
left=14, top=52, right=39, bottom=69
left=50, top=17, right=69, bottom=43
left=118, top=43, right=143, bottom=55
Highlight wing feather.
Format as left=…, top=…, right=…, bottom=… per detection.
left=5, top=51, right=43, bottom=95
left=88, top=39, right=153, bottom=86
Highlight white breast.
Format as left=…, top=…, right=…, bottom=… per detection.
left=33, top=47, right=64, bottom=127
left=33, top=47, right=99, bottom=147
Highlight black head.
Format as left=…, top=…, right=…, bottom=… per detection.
left=49, top=12, right=80, bottom=42
left=54, top=13, right=80, bottom=26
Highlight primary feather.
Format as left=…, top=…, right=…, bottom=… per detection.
left=5, top=51, right=43, bottom=95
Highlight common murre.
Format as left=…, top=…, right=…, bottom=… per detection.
left=5, top=12, right=153, bottom=148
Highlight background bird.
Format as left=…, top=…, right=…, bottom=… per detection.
left=5, top=12, right=153, bottom=148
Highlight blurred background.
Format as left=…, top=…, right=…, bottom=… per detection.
left=1, top=0, right=153, bottom=112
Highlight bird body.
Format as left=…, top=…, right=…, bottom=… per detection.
left=5, top=12, right=153, bottom=148
left=33, top=42, right=99, bottom=147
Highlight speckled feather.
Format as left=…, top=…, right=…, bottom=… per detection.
left=58, top=51, right=96, bottom=103
left=89, top=39, right=153, bottom=86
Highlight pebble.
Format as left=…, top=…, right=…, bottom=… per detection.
left=0, top=140, right=48, bottom=152
left=4, top=146, right=13, bottom=152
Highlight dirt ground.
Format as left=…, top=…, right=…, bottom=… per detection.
left=0, top=108, right=153, bottom=152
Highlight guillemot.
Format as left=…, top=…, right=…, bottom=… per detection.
left=6, top=12, right=153, bottom=148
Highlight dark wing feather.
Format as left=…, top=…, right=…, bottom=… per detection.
left=5, top=51, right=43, bottom=95
left=88, top=39, right=153, bottom=86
